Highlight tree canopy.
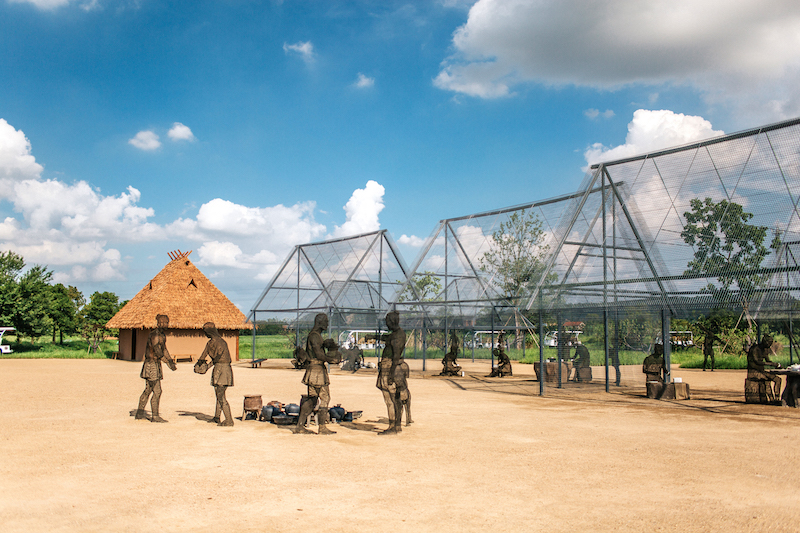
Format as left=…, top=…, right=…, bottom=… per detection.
left=480, top=210, right=553, bottom=303
left=681, top=197, right=777, bottom=300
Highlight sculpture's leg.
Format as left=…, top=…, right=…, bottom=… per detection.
left=392, top=390, right=403, bottom=433
left=404, top=395, right=413, bottom=426
left=378, top=390, right=397, bottom=435
left=317, top=387, right=335, bottom=435
left=292, top=394, right=315, bottom=434
left=150, top=381, right=167, bottom=423
left=213, top=390, right=222, bottom=423
left=136, top=382, right=151, bottom=419
left=216, top=386, right=233, bottom=426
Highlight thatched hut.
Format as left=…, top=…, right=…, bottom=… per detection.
left=107, top=251, right=251, bottom=361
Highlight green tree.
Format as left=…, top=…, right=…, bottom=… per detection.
left=11, top=265, right=54, bottom=342
left=0, top=251, right=25, bottom=325
left=681, top=198, right=772, bottom=292
left=480, top=210, right=555, bottom=347
left=480, top=210, right=554, bottom=301
left=81, top=291, right=121, bottom=353
left=49, top=284, right=84, bottom=344
left=398, top=271, right=443, bottom=303
left=82, top=291, right=120, bottom=325
left=681, top=198, right=778, bottom=327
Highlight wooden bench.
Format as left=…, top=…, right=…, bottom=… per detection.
left=250, top=358, right=267, bottom=368
left=174, top=354, right=194, bottom=363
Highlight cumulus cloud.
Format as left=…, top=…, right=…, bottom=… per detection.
left=8, top=0, right=72, bottom=8
left=0, top=119, right=164, bottom=282
left=332, top=180, right=385, bottom=238
left=0, top=118, right=389, bottom=294
left=584, top=109, right=725, bottom=166
left=167, top=122, right=196, bottom=142
left=398, top=234, right=425, bottom=247
left=354, top=73, right=375, bottom=89
left=283, top=41, right=315, bottom=63
left=584, top=109, right=615, bottom=120
left=436, top=0, right=800, bottom=121
left=128, top=130, right=161, bottom=151
left=168, top=198, right=327, bottom=275
left=0, top=119, right=44, bottom=199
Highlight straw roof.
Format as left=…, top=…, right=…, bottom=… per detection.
left=107, top=252, right=252, bottom=330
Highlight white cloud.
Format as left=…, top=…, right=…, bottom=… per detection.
left=584, top=109, right=725, bottom=166
left=167, top=122, right=196, bottom=142
left=0, top=119, right=164, bottom=281
left=283, top=41, right=315, bottom=63
left=128, top=130, right=161, bottom=151
left=0, top=118, right=44, bottom=200
left=398, top=234, right=425, bottom=247
left=8, top=0, right=71, bottom=8
left=354, top=73, right=375, bottom=89
left=332, top=180, right=385, bottom=238
left=0, top=119, right=391, bottom=294
left=197, top=241, right=244, bottom=268
left=584, top=109, right=615, bottom=120
left=436, top=0, right=800, bottom=121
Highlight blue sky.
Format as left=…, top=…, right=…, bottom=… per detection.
left=3, top=0, right=800, bottom=311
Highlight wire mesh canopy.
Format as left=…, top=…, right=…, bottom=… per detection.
left=250, top=230, right=411, bottom=329
left=397, top=117, right=800, bottom=325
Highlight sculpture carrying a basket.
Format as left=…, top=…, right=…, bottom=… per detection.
left=194, top=359, right=210, bottom=374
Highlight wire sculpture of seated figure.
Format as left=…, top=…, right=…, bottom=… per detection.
left=440, top=330, right=462, bottom=376
left=486, top=332, right=512, bottom=377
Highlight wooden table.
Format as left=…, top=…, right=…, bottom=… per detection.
left=773, top=369, right=800, bottom=408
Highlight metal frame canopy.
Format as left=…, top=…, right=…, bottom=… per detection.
left=398, top=117, right=800, bottom=318
left=533, top=116, right=800, bottom=315
left=249, top=230, right=412, bottom=338
left=396, top=117, right=800, bottom=388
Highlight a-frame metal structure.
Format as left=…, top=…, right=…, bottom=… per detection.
left=397, top=117, right=800, bottom=390
left=249, top=230, right=412, bottom=352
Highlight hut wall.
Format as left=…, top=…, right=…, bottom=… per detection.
left=119, top=328, right=241, bottom=362
left=166, top=329, right=241, bottom=362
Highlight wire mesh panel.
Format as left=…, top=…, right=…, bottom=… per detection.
left=398, top=117, right=800, bottom=394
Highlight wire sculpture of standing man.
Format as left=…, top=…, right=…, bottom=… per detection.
left=376, top=310, right=408, bottom=435
left=198, top=322, right=235, bottom=426
left=293, top=313, right=341, bottom=435
left=135, top=314, right=177, bottom=423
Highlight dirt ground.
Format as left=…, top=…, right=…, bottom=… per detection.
left=1, top=358, right=799, bottom=533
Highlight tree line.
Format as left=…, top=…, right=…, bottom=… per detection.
left=0, top=251, right=123, bottom=346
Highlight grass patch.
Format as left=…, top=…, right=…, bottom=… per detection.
left=239, top=335, right=295, bottom=360
left=0, top=336, right=118, bottom=359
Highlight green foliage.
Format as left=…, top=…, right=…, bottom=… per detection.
left=0, top=251, right=25, bottom=325
left=480, top=210, right=554, bottom=302
left=83, top=291, right=120, bottom=325
left=49, top=284, right=84, bottom=344
left=11, top=265, right=54, bottom=342
left=681, top=198, right=774, bottom=299
left=80, top=291, right=121, bottom=354
left=398, top=271, right=442, bottom=303
left=247, top=320, right=289, bottom=336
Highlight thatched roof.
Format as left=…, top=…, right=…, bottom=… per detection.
left=107, top=252, right=252, bottom=330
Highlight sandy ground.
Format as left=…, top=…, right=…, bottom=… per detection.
left=1, top=358, right=799, bottom=533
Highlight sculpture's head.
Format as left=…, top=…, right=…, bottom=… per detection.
left=653, top=343, right=664, bottom=356
left=313, top=313, right=329, bottom=331
left=761, top=334, right=773, bottom=348
left=156, top=314, right=169, bottom=330
left=385, top=311, right=400, bottom=330
left=202, top=322, right=218, bottom=338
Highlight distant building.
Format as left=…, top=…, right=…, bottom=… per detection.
left=106, top=251, right=251, bottom=361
